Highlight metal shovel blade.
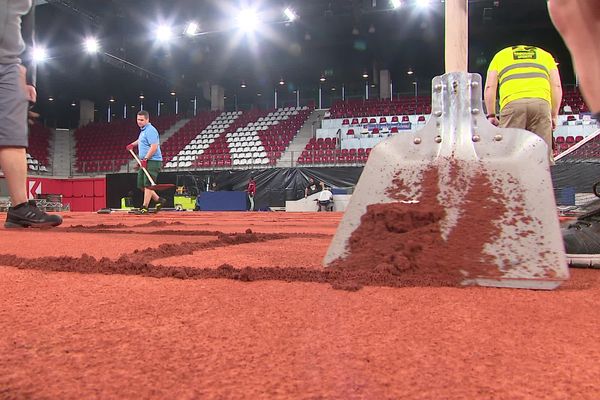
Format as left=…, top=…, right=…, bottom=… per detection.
left=324, top=72, right=569, bottom=290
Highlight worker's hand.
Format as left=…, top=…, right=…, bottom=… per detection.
left=140, top=158, right=148, bottom=169
left=487, top=116, right=499, bottom=126
left=27, top=110, right=39, bottom=125
left=126, top=143, right=134, bottom=151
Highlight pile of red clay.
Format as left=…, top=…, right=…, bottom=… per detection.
left=329, top=160, right=510, bottom=287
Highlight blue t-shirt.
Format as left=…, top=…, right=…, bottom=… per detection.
left=137, top=123, right=162, bottom=161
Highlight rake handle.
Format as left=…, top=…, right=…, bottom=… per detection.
left=128, top=148, right=158, bottom=187
left=445, top=0, right=468, bottom=73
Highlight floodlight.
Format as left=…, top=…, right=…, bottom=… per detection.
left=170, top=91, right=176, bottom=96
left=407, top=68, right=414, bottom=75
left=241, top=81, right=247, bottom=88
left=391, top=0, right=402, bottom=9
left=84, top=37, right=99, bottom=54
left=32, top=47, right=48, bottom=63
left=284, top=7, right=297, bottom=22
left=156, top=25, right=174, bottom=42
left=362, top=71, right=369, bottom=78
left=236, top=8, right=261, bottom=32
left=319, top=75, right=326, bottom=82
left=416, top=0, right=431, bottom=9
left=109, top=97, right=115, bottom=103
left=48, top=97, right=54, bottom=101
left=279, top=78, right=285, bottom=85
left=185, top=22, right=199, bottom=36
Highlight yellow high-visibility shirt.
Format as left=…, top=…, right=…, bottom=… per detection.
left=488, top=45, right=557, bottom=110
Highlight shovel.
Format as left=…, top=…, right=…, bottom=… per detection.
left=128, top=149, right=175, bottom=191
left=323, top=0, right=569, bottom=289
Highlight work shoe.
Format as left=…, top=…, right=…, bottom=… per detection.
left=4, top=200, right=63, bottom=228
left=155, top=197, right=166, bottom=212
left=133, top=206, right=149, bottom=215
left=562, top=208, right=600, bottom=268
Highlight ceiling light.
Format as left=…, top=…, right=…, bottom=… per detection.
left=284, top=7, right=297, bottom=22
left=279, top=78, right=285, bottom=85
left=48, top=97, right=54, bottom=101
left=185, top=22, right=199, bottom=36
left=170, top=91, right=176, bottom=96
left=156, top=25, right=174, bottom=43
left=319, top=75, right=326, bottom=82
left=362, top=71, right=369, bottom=78
left=109, top=98, right=115, bottom=103
left=416, top=0, right=431, bottom=9
left=236, top=8, right=261, bottom=32
left=83, top=37, right=99, bottom=54
left=32, top=47, right=48, bottom=63
left=241, top=81, right=247, bottom=88
left=407, top=68, right=414, bottom=75
left=139, top=94, right=145, bottom=99
left=391, top=0, right=402, bottom=9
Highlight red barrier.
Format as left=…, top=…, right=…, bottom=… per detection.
left=26, top=177, right=106, bottom=211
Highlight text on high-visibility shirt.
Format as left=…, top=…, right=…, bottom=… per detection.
left=487, top=45, right=558, bottom=110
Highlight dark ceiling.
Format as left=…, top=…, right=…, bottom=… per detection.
left=32, top=0, right=572, bottom=125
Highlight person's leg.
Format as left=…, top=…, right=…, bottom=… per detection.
left=139, top=161, right=161, bottom=210
left=548, top=0, right=600, bottom=112
left=136, top=169, right=145, bottom=209
left=499, top=100, right=527, bottom=130
left=143, top=188, right=155, bottom=208
left=0, top=64, right=28, bottom=207
left=0, top=147, right=28, bottom=205
left=248, top=195, right=254, bottom=211
left=526, top=99, right=554, bottom=164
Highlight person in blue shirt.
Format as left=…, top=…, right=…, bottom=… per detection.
left=126, top=110, right=165, bottom=214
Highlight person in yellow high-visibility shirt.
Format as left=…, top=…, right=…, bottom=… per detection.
left=484, top=45, right=563, bottom=164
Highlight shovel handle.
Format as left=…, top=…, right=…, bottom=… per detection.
left=128, top=148, right=158, bottom=187
left=445, top=0, right=468, bottom=73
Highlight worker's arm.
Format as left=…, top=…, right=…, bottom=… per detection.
left=549, top=68, right=563, bottom=130
left=484, top=70, right=499, bottom=126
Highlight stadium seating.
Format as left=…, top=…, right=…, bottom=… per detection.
left=165, top=111, right=241, bottom=169
left=74, top=115, right=178, bottom=174
left=560, top=88, right=589, bottom=115
left=163, top=106, right=313, bottom=170
left=161, top=111, right=220, bottom=165
left=27, top=123, right=51, bottom=171
left=327, top=97, right=431, bottom=119
left=302, top=97, right=433, bottom=165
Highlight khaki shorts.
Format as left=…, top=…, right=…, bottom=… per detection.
left=0, top=64, right=29, bottom=148
left=499, top=98, right=554, bottom=164
left=137, top=160, right=162, bottom=189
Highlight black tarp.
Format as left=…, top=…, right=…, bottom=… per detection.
left=106, top=167, right=364, bottom=209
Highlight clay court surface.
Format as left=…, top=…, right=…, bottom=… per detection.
left=1, top=211, right=599, bottom=399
